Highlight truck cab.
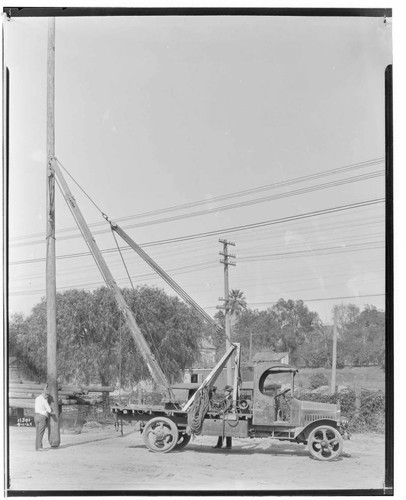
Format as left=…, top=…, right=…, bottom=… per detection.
left=253, top=361, right=298, bottom=426
left=250, top=357, right=347, bottom=454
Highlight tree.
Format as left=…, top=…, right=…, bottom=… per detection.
left=336, top=304, right=385, bottom=367
left=126, top=285, right=205, bottom=383
left=272, top=299, right=322, bottom=365
left=228, top=289, right=247, bottom=323
left=212, top=310, right=226, bottom=361
left=228, top=289, right=248, bottom=348
left=8, top=285, right=205, bottom=387
left=295, top=323, right=332, bottom=368
left=8, top=312, right=44, bottom=381
left=210, top=299, right=384, bottom=368
left=358, top=305, right=385, bottom=366
left=233, top=309, right=279, bottom=363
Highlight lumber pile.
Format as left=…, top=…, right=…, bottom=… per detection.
left=8, top=380, right=114, bottom=410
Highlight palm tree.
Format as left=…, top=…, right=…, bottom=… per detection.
left=227, top=289, right=247, bottom=330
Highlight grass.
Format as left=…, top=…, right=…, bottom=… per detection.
left=294, top=366, right=385, bottom=392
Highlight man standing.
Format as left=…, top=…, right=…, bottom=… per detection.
left=34, top=387, right=53, bottom=451
left=213, top=385, right=233, bottom=450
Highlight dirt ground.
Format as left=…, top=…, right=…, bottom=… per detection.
left=6, top=423, right=386, bottom=493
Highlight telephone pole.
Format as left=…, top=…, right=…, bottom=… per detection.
left=46, top=17, right=60, bottom=446
left=217, top=239, right=236, bottom=385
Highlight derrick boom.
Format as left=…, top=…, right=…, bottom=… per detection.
left=51, top=159, right=174, bottom=399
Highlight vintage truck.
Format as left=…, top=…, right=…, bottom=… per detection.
left=111, top=344, right=349, bottom=461
left=54, top=162, right=348, bottom=461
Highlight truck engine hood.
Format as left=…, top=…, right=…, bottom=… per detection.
left=299, top=399, right=341, bottom=423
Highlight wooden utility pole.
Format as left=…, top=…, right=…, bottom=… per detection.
left=330, top=306, right=338, bottom=395
left=218, top=239, right=236, bottom=386
left=46, top=17, right=60, bottom=446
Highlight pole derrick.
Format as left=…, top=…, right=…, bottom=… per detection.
left=51, top=161, right=175, bottom=400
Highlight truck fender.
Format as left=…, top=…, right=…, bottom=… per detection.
left=294, top=419, right=339, bottom=443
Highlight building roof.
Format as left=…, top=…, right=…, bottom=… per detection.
left=171, top=383, right=201, bottom=390
left=252, top=351, right=289, bottom=363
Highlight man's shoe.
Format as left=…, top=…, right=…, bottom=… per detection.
left=224, top=446, right=232, bottom=450
left=212, top=445, right=222, bottom=449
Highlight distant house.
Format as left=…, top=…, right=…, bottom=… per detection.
left=252, top=351, right=290, bottom=365
left=184, top=336, right=216, bottom=384
left=198, top=337, right=216, bottom=368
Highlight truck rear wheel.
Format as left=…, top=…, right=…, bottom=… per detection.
left=307, top=425, right=343, bottom=461
left=142, top=417, right=179, bottom=453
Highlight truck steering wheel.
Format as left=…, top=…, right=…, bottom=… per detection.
left=274, top=388, right=291, bottom=399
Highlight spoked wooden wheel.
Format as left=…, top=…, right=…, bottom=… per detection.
left=307, top=425, right=343, bottom=461
left=174, top=432, right=191, bottom=450
left=142, top=417, right=179, bottom=453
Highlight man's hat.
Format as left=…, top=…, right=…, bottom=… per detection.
left=224, top=385, right=233, bottom=392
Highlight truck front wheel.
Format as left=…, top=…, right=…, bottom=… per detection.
left=142, top=417, right=179, bottom=453
left=307, top=425, right=343, bottom=461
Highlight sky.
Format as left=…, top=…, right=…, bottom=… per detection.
left=4, top=10, right=392, bottom=324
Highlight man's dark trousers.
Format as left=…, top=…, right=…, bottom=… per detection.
left=34, top=414, right=47, bottom=450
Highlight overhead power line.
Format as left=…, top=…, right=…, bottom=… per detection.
left=9, top=238, right=385, bottom=274
left=9, top=239, right=384, bottom=296
left=240, top=241, right=385, bottom=262
left=8, top=260, right=216, bottom=297
left=202, top=294, right=385, bottom=311
left=9, top=210, right=385, bottom=267
left=10, top=157, right=384, bottom=246
left=245, top=293, right=385, bottom=307
left=132, top=198, right=385, bottom=246
left=108, top=158, right=384, bottom=223
left=9, top=198, right=385, bottom=266
left=116, top=171, right=384, bottom=233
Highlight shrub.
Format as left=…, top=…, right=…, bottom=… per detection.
left=308, top=372, right=329, bottom=390
left=297, top=388, right=385, bottom=433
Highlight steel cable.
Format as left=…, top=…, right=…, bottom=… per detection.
left=187, top=386, right=211, bottom=436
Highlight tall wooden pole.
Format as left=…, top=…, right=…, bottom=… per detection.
left=219, top=239, right=235, bottom=386
left=46, top=17, right=60, bottom=446
left=330, top=306, right=338, bottom=395
left=224, top=249, right=232, bottom=386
